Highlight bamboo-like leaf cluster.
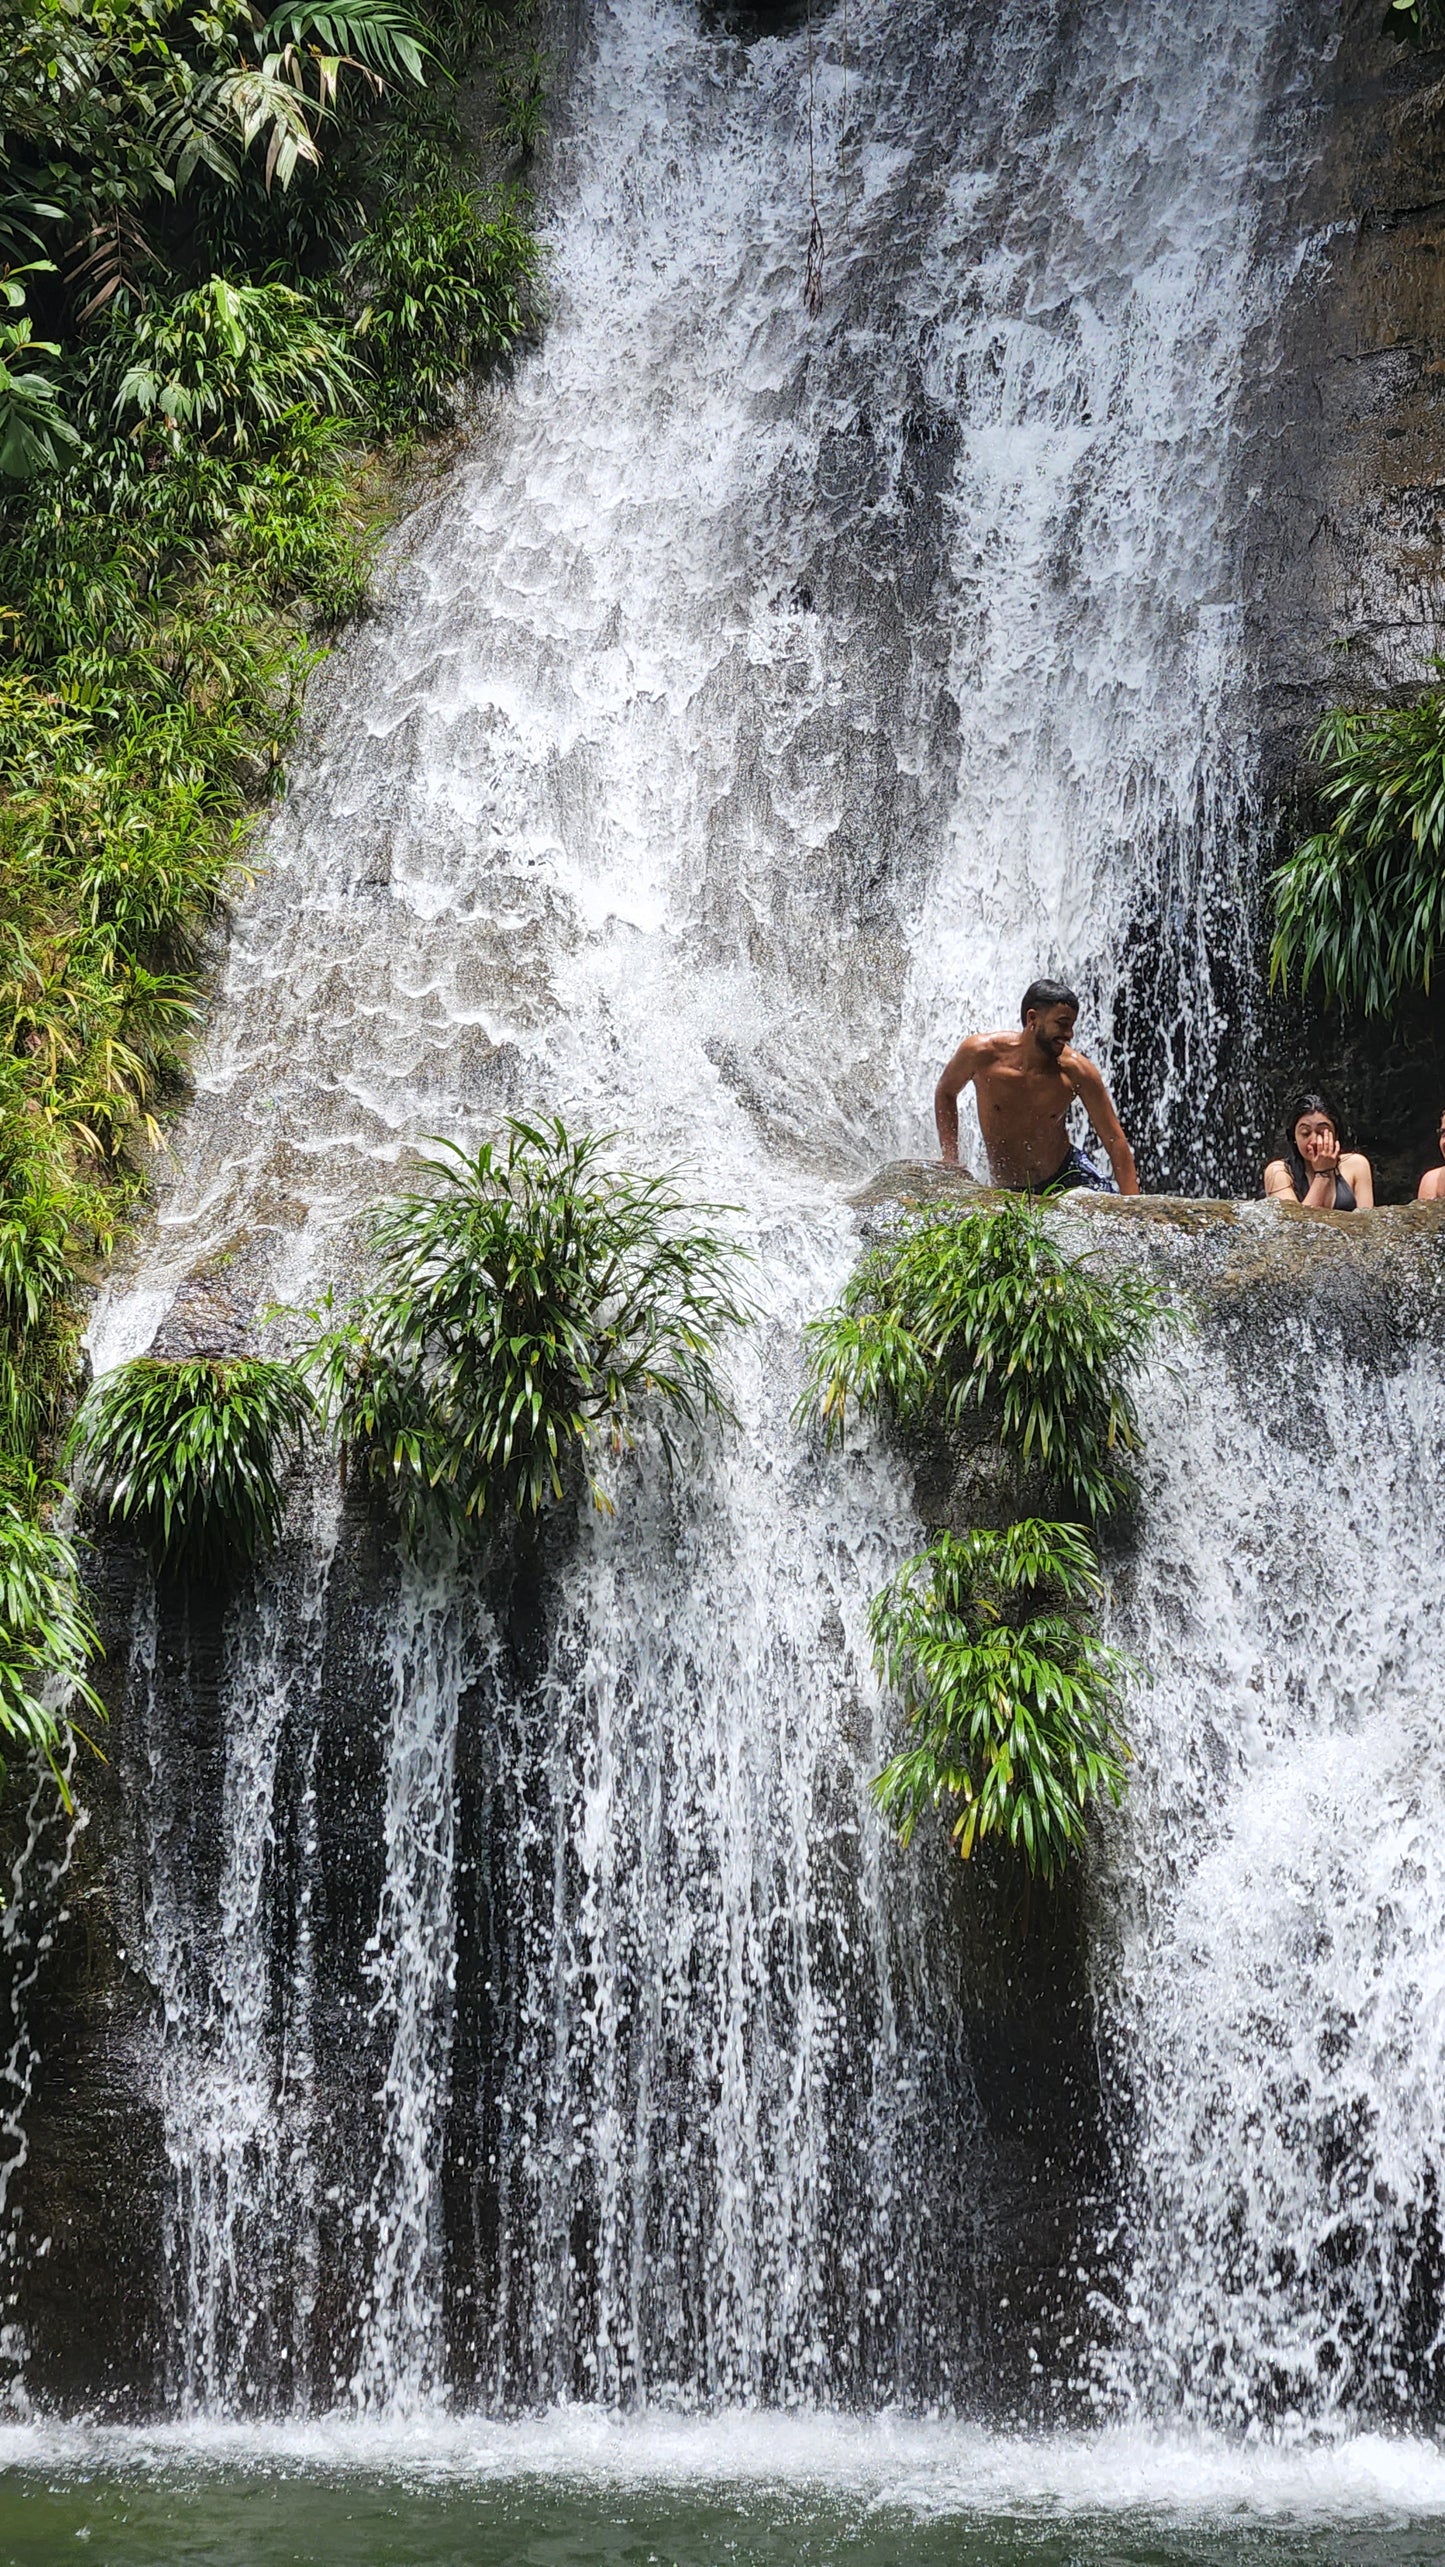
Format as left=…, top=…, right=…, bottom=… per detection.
left=348, top=181, right=538, bottom=434
left=869, top=1521, right=1131, bottom=1882
left=797, top=1194, right=1170, bottom=1525
left=0, top=1490, right=103, bottom=1800
left=66, top=1355, right=318, bottom=1575
left=300, top=1118, right=751, bottom=1543
left=1271, top=686, right=1445, bottom=1016
left=799, top=1196, right=1170, bottom=1879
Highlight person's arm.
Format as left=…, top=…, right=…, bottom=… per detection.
left=1343, top=1153, right=1374, bottom=1209
left=1264, top=1160, right=1297, bottom=1200
left=1070, top=1057, right=1139, bottom=1196
left=1297, top=1129, right=1345, bottom=1207
left=934, top=1036, right=982, bottom=1164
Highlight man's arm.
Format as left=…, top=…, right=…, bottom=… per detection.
left=1070, top=1056, right=1139, bottom=1196
left=935, top=1036, right=982, bottom=1163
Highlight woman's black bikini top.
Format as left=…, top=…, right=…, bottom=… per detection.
left=1295, top=1170, right=1356, bottom=1210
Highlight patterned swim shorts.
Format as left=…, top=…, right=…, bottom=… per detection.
left=1032, top=1146, right=1117, bottom=1196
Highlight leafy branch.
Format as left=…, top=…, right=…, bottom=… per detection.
left=0, top=1490, right=104, bottom=1804
left=1271, top=682, right=1445, bottom=1016
left=66, top=1355, right=318, bottom=1575
left=297, top=1118, right=751, bottom=1545
left=870, top=1520, right=1132, bottom=1882
left=797, top=1194, right=1172, bottom=1527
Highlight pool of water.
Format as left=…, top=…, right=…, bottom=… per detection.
left=4, top=2418, right=1445, bottom=2567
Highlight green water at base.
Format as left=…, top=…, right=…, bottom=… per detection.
left=2, top=2475, right=1445, bottom=2567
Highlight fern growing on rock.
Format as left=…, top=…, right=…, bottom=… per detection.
left=797, top=1194, right=1169, bottom=1527
left=1270, top=683, right=1445, bottom=1017
left=869, top=1519, right=1132, bottom=1881
left=298, top=1117, right=751, bottom=1543
left=0, top=1490, right=103, bottom=1800
left=66, top=1355, right=317, bottom=1576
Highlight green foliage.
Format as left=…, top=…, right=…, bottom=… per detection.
left=66, top=1355, right=318, bottom=1575
left=1270, top=686, right=1445, bottom=1016
left=0, top=1491, right=103, bottom=1800
left=797, top=1196, right=1170, bottom=1527
left=0, top=315, right=82, bottom=481
left=1384, top=0, right=1445, bottom=46
left=351, top=181, right=537, bottom=431
left=0, top=1110, right=107, bottom=1458
left=870, top=1520, right=1132, bottom=1882
left=491, top=48, right=548, bottom=155
left=263, top=0, right=431, bottom=83
left=0, top=0, right=432, bottom=271
left=101, top=278, right=360, bottom=451
left=300, top=1118, right=750, bottom=1541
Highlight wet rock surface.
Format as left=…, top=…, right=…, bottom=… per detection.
left=1255, top=0, right=1445, bottom=733
left=1249, top=0, right=1445, bottom=1192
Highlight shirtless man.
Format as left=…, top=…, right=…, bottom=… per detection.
left=934, top=979, right=1139, bottom=1195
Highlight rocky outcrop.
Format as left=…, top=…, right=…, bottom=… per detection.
left=1255, top=0, right=1445, bottom=737
left=1250, top=0, right=1445, bottom=1191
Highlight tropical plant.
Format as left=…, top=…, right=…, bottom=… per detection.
left=870, top=1518, right=1132, bottom=1881
left=491, top=47, right=547, bottom=156
left=797, top=1196, right=1170, bottom=1527
left=66, top=1355, right=318, bottom=1575
left=102, top=278, right=360, bottom=452
left=0, top=0, right=542, bottom=1786
left=0, top=1491, right=103, bottom=1800
left=350, top=180, right=537, bottom=430
left=0, top=321, right=82, bottom=483
left=299, top=1118, right=751, bottom=1539
left=1270, top=685, right=1445, bottom=1016
left=0, top=1137, right=96, bottom=1457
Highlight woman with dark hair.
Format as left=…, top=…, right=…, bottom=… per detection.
left=1418, top=1107, right=1445, bottom=1199
left=1264, top=1093, right=1374, bottom=1209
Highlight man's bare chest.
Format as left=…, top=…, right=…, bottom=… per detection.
left=979, top=1066, right=1075, bottom=1124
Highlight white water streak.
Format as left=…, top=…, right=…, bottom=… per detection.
left=351, top=1565, right=485, bottom=2413
left=1097, top=1298, right=1445, bottom=2427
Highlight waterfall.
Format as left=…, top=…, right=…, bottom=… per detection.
left=131, top=1491, right=341, bottom=2413
left=1094, top=1239, right=1445, bottom=2432
left=59, top=0, right=1335, bottom=2420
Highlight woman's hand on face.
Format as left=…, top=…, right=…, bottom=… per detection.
left=1302, top=1130, right=1341, bottom=1175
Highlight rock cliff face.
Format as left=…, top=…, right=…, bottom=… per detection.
left=1253, top=0, right=1445, bottom=1187
left=1257, top=0, right=1445, bottom=734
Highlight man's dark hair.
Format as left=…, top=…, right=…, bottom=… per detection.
left=1020, top=978, right=1079, bottom=1024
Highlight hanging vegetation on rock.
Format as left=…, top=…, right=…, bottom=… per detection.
left=869, top=1518, right=1132, bottom=1882
left=1271, top=685, right=1445, bottom=1017
left=297, top=1118, right=752, bottom=1545
left=0, top=1493, right=102, bottom=1800
left=66, top=1355, right=318, bottom=1577
left=801, top=1196, right=1171, bottom=1879
left=797, top=1193, right=1169, bottom=1526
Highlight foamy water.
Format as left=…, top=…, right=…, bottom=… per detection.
left=2, top=2412, right=1445, bottom=2520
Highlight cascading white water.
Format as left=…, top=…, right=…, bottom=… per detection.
left=69, top=0, right=1333, bottom=2421
left=1092, top=1236, right=1445, bottom=2431
left=894, top=0, right=1287, bottom=1171
left=131, top=1490, right=341, bottom=2413
left=350, top=1567, right=491, bottom=2413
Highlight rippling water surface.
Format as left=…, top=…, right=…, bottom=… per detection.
left=6, top=2421, right=1445, bottom=2564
